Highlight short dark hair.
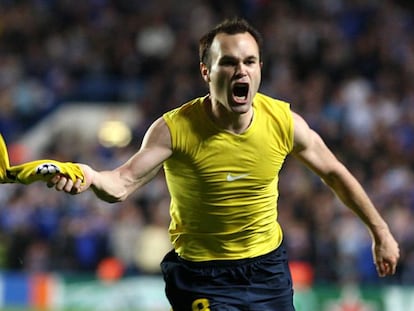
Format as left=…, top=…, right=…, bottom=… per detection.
left=199, top=17, right=263, bottom=69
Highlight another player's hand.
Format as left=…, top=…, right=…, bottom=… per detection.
left=372, top=228, right=400, bottom=277
left=47, top=164, right=94, bottom=194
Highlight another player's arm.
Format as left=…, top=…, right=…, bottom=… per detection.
left=290, top=112, right=399, bottom=277
left=53, top=117, right=172, bottom=203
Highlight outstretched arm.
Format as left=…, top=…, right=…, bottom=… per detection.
left=291, top=112, right=399, bottom=277
left=50, top=117, right=173, bottom=203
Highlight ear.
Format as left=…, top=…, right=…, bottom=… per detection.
left=200, top=62, right=210, bottom=83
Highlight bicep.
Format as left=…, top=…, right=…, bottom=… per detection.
left=87, top=117, right=172, bottom=202
left=118, top=117, right=172, bottom=184
left=291, top=112, right=343, bottom=178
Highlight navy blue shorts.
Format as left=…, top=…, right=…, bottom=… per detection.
left=160, top=242, right=295, bottom=311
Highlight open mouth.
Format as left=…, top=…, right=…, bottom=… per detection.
left=232, top=83, right=249, bottom=102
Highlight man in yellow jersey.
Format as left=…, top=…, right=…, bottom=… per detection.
left=0, top=18, right=399, bottom=310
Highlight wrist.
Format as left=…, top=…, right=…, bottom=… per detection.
left=370, top=223, right=390, bottom=240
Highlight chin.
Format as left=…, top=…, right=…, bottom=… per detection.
left=231, top=103, right=251, bottom=114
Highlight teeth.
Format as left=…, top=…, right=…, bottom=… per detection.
left=234, top=95, right=247, bottom=102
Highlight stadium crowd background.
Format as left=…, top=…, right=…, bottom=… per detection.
left=0, top=0, right=413, bottom=286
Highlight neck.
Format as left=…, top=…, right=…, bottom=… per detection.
left=205, top=97, right=253, bottom=134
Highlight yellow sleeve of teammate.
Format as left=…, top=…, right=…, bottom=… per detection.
left=0, top=134, right=85, bottom=185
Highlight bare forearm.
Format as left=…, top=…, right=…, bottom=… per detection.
left=90, top=170, right=132, bottom=203
left=90, top=163, right=162, bottom=203
left=322, top=165, right=388, bottom=236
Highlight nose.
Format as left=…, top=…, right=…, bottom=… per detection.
left=235, top=62, right=247, bottom=77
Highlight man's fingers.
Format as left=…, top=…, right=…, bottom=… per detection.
left=47, top=174, right=60, bottom=188
left=384, top=261, right=395, bottom=275
left=70, top=178, right=83, bottom=194
left=388, top=259, right=398, bottom=275
left=63, top=178, right=74, bottom=192
left=47, top=174, right=83, bottom=194
left=46, top=174, right=84, bottom=194
left=376, top=260, right=397, bottom=277
left=55, top=175, right=67, bottom=191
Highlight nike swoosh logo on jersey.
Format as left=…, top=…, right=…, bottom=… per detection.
left=226, top=173, right=249, bottom=182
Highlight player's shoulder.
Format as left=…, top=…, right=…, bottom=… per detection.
left=254, top=92, right=291, bottom=107
left=163, top=96, right=207, bottom=134
left=254, top=92, right=292, bottom=119
left=164, top=96, right=205, bottom=120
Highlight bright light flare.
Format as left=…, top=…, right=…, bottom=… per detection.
left=98, top=120, right=132, bottom=148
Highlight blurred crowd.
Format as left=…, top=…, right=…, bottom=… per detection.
left=0, top=0, right=414, bottom=286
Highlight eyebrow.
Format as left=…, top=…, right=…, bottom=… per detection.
left=219, top=55, right=259, bottom=62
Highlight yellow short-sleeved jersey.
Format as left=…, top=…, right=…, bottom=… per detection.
left=163, top=92, right=294, bottom=261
